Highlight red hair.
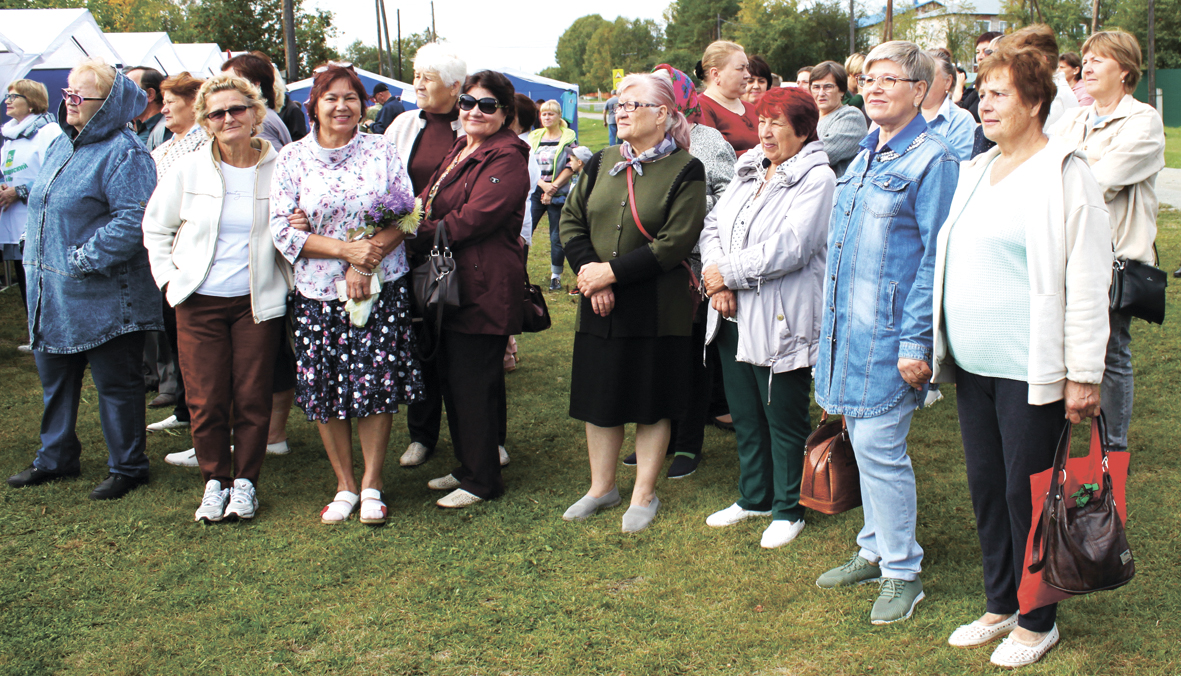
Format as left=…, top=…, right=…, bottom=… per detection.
left=755, top=87, right=820, bottom=144
left=305, top=65, right=368, bottom=126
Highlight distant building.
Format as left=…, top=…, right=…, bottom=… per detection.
left=858, top=0, right=1005, bottom=52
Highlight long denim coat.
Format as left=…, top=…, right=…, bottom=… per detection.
left=815, top=115, right=959, bottom=418
left=24, top=71, right=162, bottom=353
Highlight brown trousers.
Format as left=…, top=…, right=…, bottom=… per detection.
left=176, top=293, right=280, bottom=486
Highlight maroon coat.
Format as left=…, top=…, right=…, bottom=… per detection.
left=410, top=126, right=530, bottom=335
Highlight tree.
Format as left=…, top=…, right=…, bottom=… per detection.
left=999, top=0, right=1115, bottom=52
left=664, top=0, right=743, bottom=54
left=1113, top=0, right=1181, bottom=67
left=553, top=14, right=610, bottom=85
left=732, top=0, right=856, bottom=77
left=581, top=17, right=664, bottom=91
left=343, top=29, right=432, bottom=82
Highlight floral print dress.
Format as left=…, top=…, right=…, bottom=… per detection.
left=269, top=127, right=423, bottom=421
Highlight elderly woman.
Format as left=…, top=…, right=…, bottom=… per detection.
left=700, top=87, right=836, bottom=548
left=743, top=55, right=772, bottom=106
left=6, top=59, right=160, bottom=500
left=697, top=41, right=759, bottom=155
left=1052, top=30, right=1166, bottom=457
left=384, top=42, right=467, bottom=469
left=932, top=45, right=1111, bottom=668
left=528, top=99, right=578, bottom=292
left=813, top=41, right=959, bottom=624
left=222, top=53, right=292, bottom=150
left=1058, top=52, right=1093, bottom=106
left=1, top=79, right=61, bottom=328
left=407, top=70, right=530, bottom=509
left=808, top=60, right=868, bottom=177
left=271, top=64, right=423, bottom=525
left=558, top=73, right=707, bottom=532
left=922, top=49, right=977, bottom=161
left=143, top=75, right=290, bottom=522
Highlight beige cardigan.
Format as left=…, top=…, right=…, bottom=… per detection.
left=1051, top=94, right=1165, bottom=265
left=142, top=139, right=292, bottom=323
left=932, top=138, right=1112, bottom=405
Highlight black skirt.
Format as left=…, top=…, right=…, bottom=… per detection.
left=569, top=331, right=691, bottom=427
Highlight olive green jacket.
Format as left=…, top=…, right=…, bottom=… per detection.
left=559, top=145, right=707, bottom=338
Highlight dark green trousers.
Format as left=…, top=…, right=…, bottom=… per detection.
left=716, top=321, right=811, bottom=521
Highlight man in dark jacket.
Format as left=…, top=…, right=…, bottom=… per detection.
left=370, top=83, right=404, bottom=134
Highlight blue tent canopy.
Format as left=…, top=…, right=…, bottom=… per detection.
left=499, top=69, right=579, bottom=134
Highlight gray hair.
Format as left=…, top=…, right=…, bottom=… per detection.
left=866, top=41, right=935, bottom=94
left=413, top=42, right=466, bottom=87
left=925, top=49, right=956, bottom=80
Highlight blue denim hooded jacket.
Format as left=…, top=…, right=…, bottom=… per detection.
left=24, top=70, right=162, bottom=353
left=815, top=114, right=959, bottom=417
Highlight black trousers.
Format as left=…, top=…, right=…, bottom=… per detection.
left=667, top=305, right=711, bottom=459
left=438, top=330, right=509, bottom=499
left=406, top=322, right=444, bottom=449
left=161, top=302, right=190, bottom=422
left=956, top=370, right=1063, bottom=633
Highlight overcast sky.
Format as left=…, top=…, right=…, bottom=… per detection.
left=306, top=0, right=672, bottom=75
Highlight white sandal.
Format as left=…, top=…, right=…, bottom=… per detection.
left=359, top=488, right=388, bottom=525
left=948, top=613, right=1018, bottom=648
left=320, top=490, right=359, bottom=524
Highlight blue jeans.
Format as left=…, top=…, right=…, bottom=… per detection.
left=608, top=123, right=618, bottom=146
left=530, top=189, right=566, bottom=278
left=845, top=391, right=923, bottom=580
left=1101, top=310, right=1133, bottom=453
left=32, top=331, right=149, bottom=478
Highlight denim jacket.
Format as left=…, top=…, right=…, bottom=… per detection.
left=24, top=71, right=162, bottom=353
left=815, top=114, right=959, bottom=417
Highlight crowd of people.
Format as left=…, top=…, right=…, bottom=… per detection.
left=0, top=25, right=1165, bottom=669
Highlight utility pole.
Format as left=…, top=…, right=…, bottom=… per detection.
left=1091, top=0, right=1100, bottom=33
left=397, top=9, right=403, bottom=81
left=1148, top=0, right=1156, bottom=110
left=884, top=0, right=894, bottom=42
left=380, top=0, right=395, bottom=79
left=849, top=0, right=856, bottom=54
left=282, top=0, right=297, bottom=81
left=375, top=0, right=385, bottom=77
left=431, top=2, right=437, bottom=42
left=717, top=13, right=722, bottom=40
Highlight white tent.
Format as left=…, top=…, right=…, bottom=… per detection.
left=106, top=32, right=185, bottom=75
left=0, top=8, right=122, bottom=89
left=173, top=43, right=224, bottom=78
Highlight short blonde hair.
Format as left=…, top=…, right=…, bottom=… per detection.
left=844, top=52, right=866, bottom=76
left=70, top=57, right=116, bottom=98
left=699, top=41, right=745, bottom=82
left=1082, top=30, right=1142, bottom=93
left=7, top=79, right=49, bottom=114
left=538, top=99, right=567, bottom=128
left=194, top=74, right=269, bottom=136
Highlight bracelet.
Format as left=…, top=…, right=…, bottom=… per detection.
left=349, top=264, right=375, bottom=277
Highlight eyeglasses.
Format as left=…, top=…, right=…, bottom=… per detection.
left=856, top=75, right=920, bottom=90
left=206, top=105, right=252, bottom=122
left=618, top=101, right=661, bottom=113
left=4, top=93, right=26, bottom=103
left=457, top=94, right=506, bottom=114
left=313, top=61, right=354, bottom=75
left=60, top=88, right=104, bottom=106
left=809, top=83, right=838, bottom=93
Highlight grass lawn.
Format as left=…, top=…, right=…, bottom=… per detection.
left=0, top=213, right=1179, bottom=671
left=1165, top=126, right=1181, bottom=168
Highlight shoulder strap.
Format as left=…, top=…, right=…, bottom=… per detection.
left=625, top=164, right=699, bottom=288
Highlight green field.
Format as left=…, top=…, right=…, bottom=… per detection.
left=1165, top=126, right=1181, bottom=169
left=0, top=195, right=1178, bottom=673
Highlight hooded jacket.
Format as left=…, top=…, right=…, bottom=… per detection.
left=700, top=141, right=835, bottom=374
left=24, top=70, right=162, bottom=353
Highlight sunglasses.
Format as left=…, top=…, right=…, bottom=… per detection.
left=61, top=88, right=104, bottom=106
left=206, top=105, right=252, bottom=122
left=457, top=94, right=506, bottom=115
left=313, top=61, right=354, bottom=75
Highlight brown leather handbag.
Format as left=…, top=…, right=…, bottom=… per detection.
left=799, top=413, right=862, bottom=515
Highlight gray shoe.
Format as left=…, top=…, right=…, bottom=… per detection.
left=870, top=577, right=925, bottom=625
left=621, top=496, right=661, bottom=533
left=562, top=487, right=621, bottom=522
left=816, top=554, right=882, bottom=588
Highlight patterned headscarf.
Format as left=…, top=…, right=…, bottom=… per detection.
left=652, top=64, right=702, bottom=125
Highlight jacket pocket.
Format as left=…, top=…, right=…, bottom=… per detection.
left=866, top=174, right=912, bottom=218
left=886, top=281, right=899, bottom=329
left=170, top=220, right=188, bottom=254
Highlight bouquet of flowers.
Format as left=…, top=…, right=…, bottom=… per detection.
left=341, top=192, right=423, bottom=327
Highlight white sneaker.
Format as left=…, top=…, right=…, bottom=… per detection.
left=706, top=502, right=772, bottom=527
left=499, top=445, right=509, bottom=466
left=224, top=478, right=258, bottom=521
left=760, top=519, right=805, bottom=548
left=400, top=441, right=431, bottom=467
left=266, top=440, right=290, bottom=455
left=147, top=415, right=191, bottom=432
left=194, top=480, right=229, bottom=522
left=165, top=448, right=199, bottom=467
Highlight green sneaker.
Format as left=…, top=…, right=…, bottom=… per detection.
left=870, top=577, right=925, bottom=625
left=815, top=554, right=882, bottom=588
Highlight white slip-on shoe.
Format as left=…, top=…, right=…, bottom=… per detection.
left=949, top=614, right=1018, bottom=648
left=760, top=519, right=805, bottom=548
left=990, top=624, right=1059, bottom=668
left=266, top=440, right=290, bottom=455
left=194, top=480, right=229, bottom=523
left=437, top=488, right=483, bottom=508
left=223, top=478, right=258, bottom=521
left=427, top=474, right=460, bottom=491
left=165, top=448, right=199, bottom=467
left=400, top=442, right=432, bottom=467
left=498, top=445, right=509, bottom=466
left=147, top=415, right=191, bottom=432
left=706, top=502, right=772, bottom=527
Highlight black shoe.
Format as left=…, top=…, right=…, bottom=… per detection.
left=667, top=454, right=701, bottom=479
left=622, top=452, right=637, bottom=466
left=711, top=416, right=736, bottom=433
left=7, top=464, right=80, bottom=488
left=548, top=277, right=561, bottom=292
left=1174, top=266, right=1181, bottom=278
left=89, top=472, right=149, bottom=500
